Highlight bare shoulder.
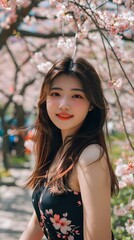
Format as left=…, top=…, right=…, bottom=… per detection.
left=78, top=144, right=105, bottom=168
left=77, top=144, right=111, bottom=192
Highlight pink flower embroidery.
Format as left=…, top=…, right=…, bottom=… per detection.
left=50, top=214, right=72, bottom=234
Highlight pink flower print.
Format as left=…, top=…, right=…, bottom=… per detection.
left=57, top=233, right=61, bottom=238
left=46, top=209, right=53, bottom=215
left=68, top=236, right=74, bottom=240
left=77, top=200, right=82, bottom=206
left=39, top=221, right=44, bottom=228
left=50, top=214, right=61, bottom=230
left=63, top=212, right=68, bottom=217
left=40, top=209, right=46, bottom=221
left=75, top=230, right=80, bottom=235
left=74, top=191, right=79, bottom=195
left=59, top=217, right=72, bottom=234
left=50, top=214, right=72, bottom=234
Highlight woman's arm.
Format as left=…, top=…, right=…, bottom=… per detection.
left=77, top=144, right=112, bottom=240
left=19, top=211, right=44, bottom=240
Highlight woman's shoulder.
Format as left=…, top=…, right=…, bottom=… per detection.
left=76, top=144, right=110, bottom=186
left=78, top=144, right=105, bottom=168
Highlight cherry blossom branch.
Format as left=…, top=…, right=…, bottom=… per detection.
left=0, top=89, right=10, bottom=99
left=20, top=77, right=36, bottom=95
left=100, top=33, right=134, bottom=150
left=120, top=34, right=134, bottom=42
left=5, top=42, right=19, bottom=70
left=20, top=29, right=75, bottom=38
left=69, top=1, right=133, bottom=149
left=99, top=31, right=134, bottom=91
left=1, top=94, right=13, bottom=115
left=95, top=1, right=109, bottom=10
left=5, top=43, right=19, bottom=90
left=0, top=0, right=43, bottom=49
left=73, top=2, right=134, bottom=91
left=21, top=38, right=47, bottom=66
left=100, top=33, right=112, bottom=80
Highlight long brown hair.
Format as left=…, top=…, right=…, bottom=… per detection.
left=27, top=56, right=119, bottom=196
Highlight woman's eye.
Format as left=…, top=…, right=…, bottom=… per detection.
left=72, top=94, right=83, bottom=99
left=50, top=92, right=60, bottom=97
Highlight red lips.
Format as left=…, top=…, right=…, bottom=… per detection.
left=56, top=113, right=73, bottom=120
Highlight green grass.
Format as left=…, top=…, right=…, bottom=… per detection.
left=110, top=132, right=127, bottom=141
left=0, top=155, right=29, bottom=179
left=107, top=132, right=134, bottom=163
left=9, top=155, right=29, bottom=167
left=109, top=144, right=122, bottom=161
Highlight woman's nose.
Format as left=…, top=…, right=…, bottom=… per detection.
left=59, top=98, right=70, bottom=110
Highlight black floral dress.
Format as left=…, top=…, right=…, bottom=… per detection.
left=32, top=180, right=114, bottom=240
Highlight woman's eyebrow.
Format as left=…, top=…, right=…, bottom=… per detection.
left=71, top=88, right=84, bottom=92
left=50, top=87, right=62, bottom=91
left=50, top=87, right=84, bottom=92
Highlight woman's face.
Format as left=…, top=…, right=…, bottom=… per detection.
left=46, top=74, right=90, bottom=140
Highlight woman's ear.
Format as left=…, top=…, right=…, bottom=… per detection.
left=88, top=106, right=94, bottom=112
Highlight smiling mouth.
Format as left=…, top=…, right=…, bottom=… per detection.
left=56, top=114, right=73, bottom=120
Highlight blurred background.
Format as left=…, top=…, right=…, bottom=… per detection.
left=0, top=1, right=134, bottom=239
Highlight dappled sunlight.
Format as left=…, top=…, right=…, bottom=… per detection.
left=0, top=171, right=33, bottom=239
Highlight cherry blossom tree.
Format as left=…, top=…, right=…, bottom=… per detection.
left=0, top=1, right=134, bottom=238
left=0, top=0, right=133, bottom=168
left=0, top=2, right=133, bottom=152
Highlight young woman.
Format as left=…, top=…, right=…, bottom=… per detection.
left=19, top=56, right=119, bottom=240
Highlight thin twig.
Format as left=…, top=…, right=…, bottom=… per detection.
left=96, top=1, right=109, bottom=10
left=100, top=33, right=112, bottom=80
left=5, top=43, right=19, bottom=71
left=114, top=89, right=134, bottom=150
left=100, top=33, right=134, bottom=150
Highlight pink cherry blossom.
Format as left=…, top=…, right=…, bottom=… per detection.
left=115, top=163, right=128, bottom=177
left=119, top=180, right=127, bottom=189
left=37, top=61, right=53, bottom=73
left=125, top=219, right=134, bottom=237
left=121, top=174, right=134, bottom=186
left=12, top=94, right=23, bottom=105
left=113, top=205, right=127, bottom=216
left=113, top=0, right=123, bottom=4
left=0, top=0, right=9, bottom=9
left=125, top=0, right=134, bottom=10
left=57, top=37, right=75, bottom=50
left=126, top=162, right=134, bottom=174
left=108, top=78, right=123, bottom=90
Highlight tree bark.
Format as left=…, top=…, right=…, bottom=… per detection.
left=1, top=114, right=9, bottom=170
left=15, top=104, right=25, bottom=157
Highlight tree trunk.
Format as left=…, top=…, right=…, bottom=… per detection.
left=15, top=104, right=25, bottom=157
left=1, top=114, right=9, bottom=170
